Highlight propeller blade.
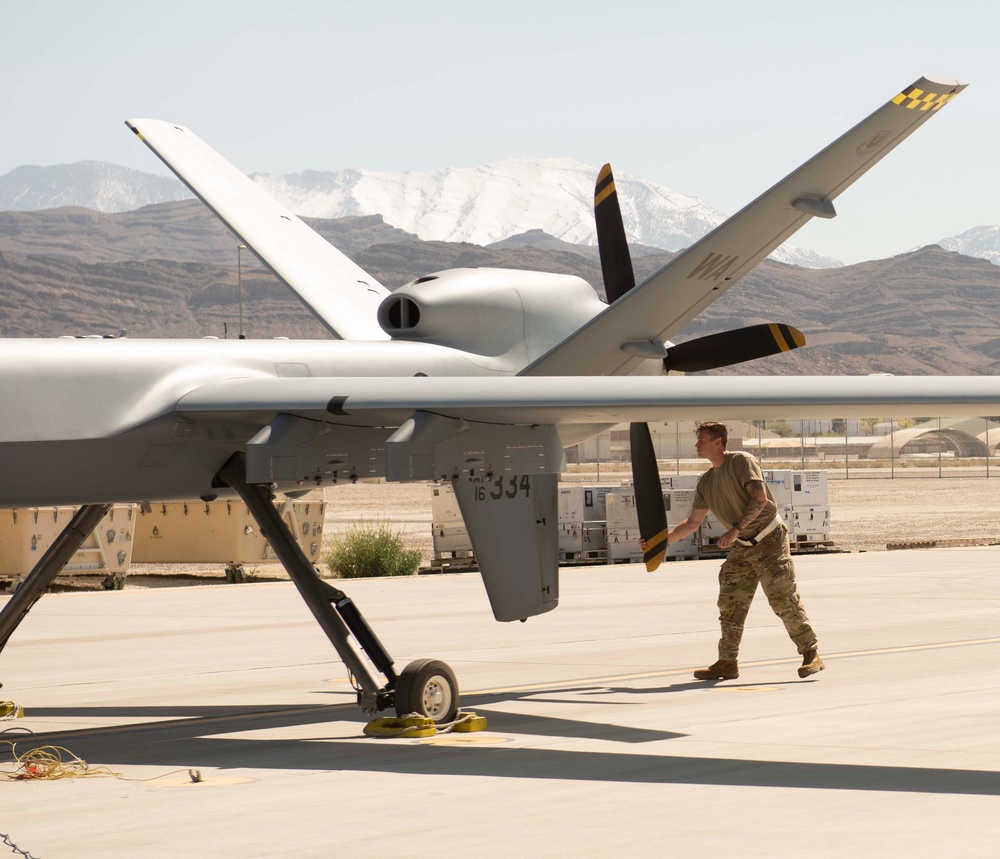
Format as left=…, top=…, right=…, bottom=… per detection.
left=663, top=323, right=806, bottom=373
left=595, top=165, right=801, bottom=567
left=630, top=422, right=668, bottom=572
left=594, top=164, right=636, bottom=303
left=596, top=164, right=667, bottom=569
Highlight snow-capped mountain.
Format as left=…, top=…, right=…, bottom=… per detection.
left=938, top=225, right=1000, bottom=266
left=0, top=158, right=842, bottom=267
left=250, top=159, right=840, bottom=268
left=0, top=162, right=188, bottom=212
left=252, top=158, right=722, bottom=250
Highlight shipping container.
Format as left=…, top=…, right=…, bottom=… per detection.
left=0, top=505, right=137, bottom=587
left=132, top=498, right=325, bottom=565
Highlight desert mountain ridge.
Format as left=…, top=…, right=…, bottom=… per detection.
left=0, top=201, right=998, bottom=377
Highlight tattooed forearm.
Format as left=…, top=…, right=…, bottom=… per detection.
left=735, top=480, right=768, bottom=530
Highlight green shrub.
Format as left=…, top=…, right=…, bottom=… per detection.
left=325, top=521, right=422, bottom=578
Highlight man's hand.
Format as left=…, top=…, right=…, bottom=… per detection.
left=717, top=527, right=740, bottom=550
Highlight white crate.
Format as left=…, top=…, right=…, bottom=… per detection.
left=607, top=527, right=698, bottom=562
left=605, top=489, right=638, bottom=531
left=606, top=488, right=702, bottom=561
left=665, top=533, right=700, bottom=560
left=792, top=471, right=829, bottom=507
left=558, top=522, right=579, bottom=554
left=659, top=474, right=701, bottom=490
left=430, top=484, right=464, bottom=525
left=791, top=505, right=831, bottom=530
left=763, top=469, right=794, bottom=506
left=698, top=511, right=730, bottom=548
left=607, top=527, right=642, bottom=562
left=432, top=523, right=473, bottom=557
left=789, top=530, right=831, bottom=544
left=558, top=522, right=607, bottom=557
left=558, top=486, right=611, bottom=524
left=584, top=523, right=608, bottom=551
left=610, top=487, right=698, bottom=532
left=622, top=474, right=701, bottom=491
left=664, top=489, right=697, bottom=527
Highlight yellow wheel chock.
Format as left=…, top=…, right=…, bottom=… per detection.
left=453, top=713, right=489, bottom=732
left=364, top=716, right=437, bottom=738
left=364, top=711, right=487, bottom=738
left=0, top=701, right=24, bottom=720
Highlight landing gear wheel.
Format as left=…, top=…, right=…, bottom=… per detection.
left=394, top=659, right=459, bottom=724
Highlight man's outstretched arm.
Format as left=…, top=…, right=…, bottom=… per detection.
left=666, top=506, right=709, bottom=545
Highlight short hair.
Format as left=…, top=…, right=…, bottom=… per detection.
left=696, top=421, right=728, bottom=447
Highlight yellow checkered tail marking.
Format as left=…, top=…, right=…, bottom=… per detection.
left=891, top=87, right=956, bottom=111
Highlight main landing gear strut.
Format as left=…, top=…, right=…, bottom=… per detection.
left=0, top=461, right=459, bottom=724
left=216, top=453, right=460, bottom=723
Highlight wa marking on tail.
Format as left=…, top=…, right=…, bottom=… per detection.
left=687, top=252, right=740, bottom=282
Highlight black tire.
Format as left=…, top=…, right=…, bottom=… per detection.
left=394, top=658, right=460, bottom=723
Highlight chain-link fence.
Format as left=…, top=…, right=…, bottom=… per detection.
left=565, top=417, right=999, bottom=479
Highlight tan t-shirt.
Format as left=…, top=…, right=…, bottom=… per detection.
left=693, top=451, right=776, bottom=537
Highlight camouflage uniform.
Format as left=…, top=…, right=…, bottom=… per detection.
left=716, top=524, right=817, bottom=661
left=694, top=451, right=818, bottom=661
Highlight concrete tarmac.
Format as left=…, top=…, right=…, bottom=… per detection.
left=2, top=547, right=1000, bottom=858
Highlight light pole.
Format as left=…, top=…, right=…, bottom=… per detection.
left=890, top=417, right=895, bottom=479
left=237, top=244, right=247, bottom=339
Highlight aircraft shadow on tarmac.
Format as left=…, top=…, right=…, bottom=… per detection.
left=13, top=690, right=1000, bottom=797
left=19, top=690, right=683, bottom=747
left=591, top=680, right=812, bottom=695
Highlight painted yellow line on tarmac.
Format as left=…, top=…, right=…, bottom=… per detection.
left=24, top=636, right=1000, bottom=742
left=467, top=636, right=1000, bottom=697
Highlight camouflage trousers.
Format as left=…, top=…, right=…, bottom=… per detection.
left=716, top=524, right=817, bottom=661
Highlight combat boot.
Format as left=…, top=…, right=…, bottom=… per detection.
left=693, top=660, right=739, bottom=680
left=798, top=649, right=825, bottom=678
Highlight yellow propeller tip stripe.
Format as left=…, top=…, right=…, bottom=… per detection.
left=594, top=184, right=616, bottom=206
left=768, top=323, right=805, bottom=353
left=643, top=530, right=668, bottom=571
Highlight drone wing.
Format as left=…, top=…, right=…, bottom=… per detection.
left=174, top=374, right=1000, bottom=426
left=127, top=119, right=389, bottom=341
left=523, top=75, right=967, bottom=377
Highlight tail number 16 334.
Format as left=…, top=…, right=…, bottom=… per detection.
left=473, top=475, right=531, bottom=502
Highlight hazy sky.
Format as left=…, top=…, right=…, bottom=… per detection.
left=2, top=0, right=996, bottom=263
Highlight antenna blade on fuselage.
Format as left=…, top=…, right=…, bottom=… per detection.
left=126, top=119, right=389, bottom=341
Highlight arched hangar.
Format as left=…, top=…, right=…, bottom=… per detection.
left=867, top=426, right=989, bottom=459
